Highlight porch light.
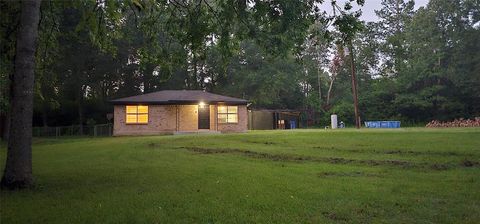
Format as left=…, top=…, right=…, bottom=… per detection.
left=198, top=101, right=206, bottom=108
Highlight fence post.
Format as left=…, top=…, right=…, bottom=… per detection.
left=94, top=125, right=97, bottom=137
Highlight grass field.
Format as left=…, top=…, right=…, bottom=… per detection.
left=1, top=128, right=480, bottom=223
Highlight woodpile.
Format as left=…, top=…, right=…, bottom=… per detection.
left=426, top=118, right=480, bottom=128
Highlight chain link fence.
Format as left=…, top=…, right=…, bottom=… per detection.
left=32, top=124, right=113, bottom=137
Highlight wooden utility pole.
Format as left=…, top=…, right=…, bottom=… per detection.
left=349, top=42, right=360, bottom=129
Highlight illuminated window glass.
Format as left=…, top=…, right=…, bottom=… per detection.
left=137, top=105, right=148, bottom=113
left=227, top=114, right=238, bottom=123
left=137, top=114, right=148, bottom=123
left=126, top=105, right=137, bottom=114
left=217, top=106, right=238, bottom=124
left=126, top=114, right=138, bottom=123
left=218, top=113, right=228, bottom=123
left=125, top=105, right=148, bottom=124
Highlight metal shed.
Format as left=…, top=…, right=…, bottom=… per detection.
left=248, top=109, right=301, bottom=130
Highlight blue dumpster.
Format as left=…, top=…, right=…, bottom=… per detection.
left=364, top=121, right=400, bottom=128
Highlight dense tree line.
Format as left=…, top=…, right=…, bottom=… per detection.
left=1, top=0, right=478, bottom=132
left=305, top=0, right=480, bottom=125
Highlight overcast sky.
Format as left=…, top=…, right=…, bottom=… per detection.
left=321, top=0, right=430, bottom=22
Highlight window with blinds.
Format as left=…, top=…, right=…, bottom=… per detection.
left=217, top=106, right=238, bottom=123
left=125, top=105, right=148, bottom=124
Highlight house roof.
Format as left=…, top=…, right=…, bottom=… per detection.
left=111, top=90, right=248, bottom=105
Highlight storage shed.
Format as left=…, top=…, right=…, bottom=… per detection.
left=248, top=109, right=301, bottom=130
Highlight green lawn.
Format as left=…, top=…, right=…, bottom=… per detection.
left=1, top=128, right=480, bottom=223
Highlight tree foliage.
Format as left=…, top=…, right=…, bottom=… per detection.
left=1, top=0, right=478, bottom=131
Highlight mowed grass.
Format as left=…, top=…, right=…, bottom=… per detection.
left=1, top=128, right=480, bottom=223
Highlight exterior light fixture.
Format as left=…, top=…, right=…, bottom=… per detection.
left=198, top=101, right=206, bottom=108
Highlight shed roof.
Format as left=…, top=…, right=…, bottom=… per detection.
left=111, top=90, right=248, bottom=105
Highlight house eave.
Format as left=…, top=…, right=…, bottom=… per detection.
left=110, top=100, right=248, bottom=105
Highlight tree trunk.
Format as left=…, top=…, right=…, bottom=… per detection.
left=192, top=52, right=198, bottom=89
left=42, top=105, right=48, bottom=127
left=317, top=65, right=322, bottom=102
left=1, top=112, right=10, bottom=141
left=349, top=43, right=360, bottom=129
left=326, top=73, right=336, bottom=108
left=142, top=63, right=155, bottom=93
left=2, top=61, right=15, bottom=141
left=78, top=88, right=84, bottom=135
left=316, top=45, right=323, bottom=102
left=1, top=0, right=41, bottom=189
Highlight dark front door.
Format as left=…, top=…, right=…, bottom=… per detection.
left=198, top=105, right=210, bottom=129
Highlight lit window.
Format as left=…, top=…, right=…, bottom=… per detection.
left=126, top=105, right=149, bottom=124
left=218, top=106, right=238, bottom=123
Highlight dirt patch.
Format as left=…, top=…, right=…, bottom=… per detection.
left=461, top=159, right=480, bottom=167
left=388, top=150, right=465, bottom=157
left=245, top=140, right=278, bottom=145
left=312, top=146, right=470, bottom=157
left=183, top=146, right=311, bottom=162
left=147, top=142, right=157, bottom=148
left=322, top=211, right=348, bottom=222
left=430, top=163, right=450, bottom=170
left=186, top=147, right=233, bottom=154
left=318, top=171, right=380, bottom=178
left=179, top=147, right=471, bottom=171
left=180, top=146, right=428, bottom=169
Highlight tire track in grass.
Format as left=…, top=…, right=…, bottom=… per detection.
left=170, top=146, right=480, bottom=170
left=311, top=146, right=475, bottom=157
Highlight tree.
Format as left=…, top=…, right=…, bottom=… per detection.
left=1, top=0, right=42, bottom=189
left=394, top=0, right=480, bottom=121
left=0, top=1, right=21, bottom=141
left=1, top=0, right=367, bottom=189
left=375, top=0, right=415, bottom=77
left=332, top=11, right=364, bottom=128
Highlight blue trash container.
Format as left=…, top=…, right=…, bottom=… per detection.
left=290, top=120, right=296, bottom=129
left=365, top=121, right=400, bottom=128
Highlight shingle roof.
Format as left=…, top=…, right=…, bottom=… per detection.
left=111, top=90, right=248, bottom=105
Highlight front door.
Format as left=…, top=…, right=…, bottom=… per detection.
left=198, top=105, right=210, bottom=129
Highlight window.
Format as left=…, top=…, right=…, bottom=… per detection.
left=218, top=106, right=238, bottom=123
left=126, top=105, right=148, bottom=124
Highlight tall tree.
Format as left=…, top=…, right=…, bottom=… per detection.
left=375, top=0, right=415, bottom=77
left=0, top=1, right=21, bottom=141
left=333, top=12, right=364, bottom=128
left=1, top=0, right=41, bottom=189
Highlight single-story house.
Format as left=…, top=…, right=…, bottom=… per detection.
left=248, top=109, right=301, bottom=130
left=111, top=90, right=248, bottom=136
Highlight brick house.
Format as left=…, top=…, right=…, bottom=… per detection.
left=111, top=90, right=248, bottom=136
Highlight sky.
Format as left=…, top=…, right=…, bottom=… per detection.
left=321, top=0, right=430, bottom=22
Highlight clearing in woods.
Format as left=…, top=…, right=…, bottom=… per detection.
left=1, top=128, right=479, bottom=223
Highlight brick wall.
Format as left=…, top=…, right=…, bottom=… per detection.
left=177, top=105, right=198, bottom=131
left=113, top=104, right=248, bottom=136
left=210, top=105, right=217, bottom=131
left=113, top=105, right=176, bottom=136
